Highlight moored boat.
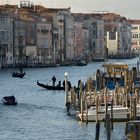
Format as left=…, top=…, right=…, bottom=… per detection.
left=76, top=104, right=140, bottom=122
left=12, top=72, right=25, bottom=78
left=77, top=106, right=130, bottom=122
left=75, top=60, right=87, bottom=66
left=2, top=95, right=17, bottom=105
left=102, top=63, right=128, bottom=84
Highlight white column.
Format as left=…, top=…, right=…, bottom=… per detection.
left=64, top=72, right=68, bottom=105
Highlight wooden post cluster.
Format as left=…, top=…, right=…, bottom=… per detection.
left=65, top=65, right=140, bottom=123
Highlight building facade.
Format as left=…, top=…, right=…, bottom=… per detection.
left=130, top=20, right=140, bottom=52
left=74, top=21, right=84, bottom=59
left=37, top=20, right=52, bottom=65
left=0, top=16, right=14, bottom=68
left=84, top=19, right=105, bottom=61
left=105, top=20, right=132, bottom=58
left=13, top=19, right=26, bottom=65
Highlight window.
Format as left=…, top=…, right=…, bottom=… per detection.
left=132, top=42, right=137, bottom=45
left=99, top=30, right=102, bottom=37
left=100, top=40, right=102, bottom=47
left=132, top=26, right=138, bottom=30
left=0, top=18, right=6, bottom=23
left=135, top=34, right=138, bottom=38
left=93, top=42, right=96, bottom=47
left=10, top=56, right=12, bottom=60
left=109, top=32, right=116, bottom=40
left=132, top=33, right=138, bottom=38
left=0, top=30, right=8, bottom=42
left=93, top=30, right=96, bottom=36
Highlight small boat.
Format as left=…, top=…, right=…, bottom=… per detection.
left=77, top=104, right=140, bottom=122
left=74, top=60, right=87, bottom=66
left=12, top=72, right=25, bottom=78
left=2, top=95, right=17, bottom=105
left=77, top=106, right=130, bottom=122
left=37, top=80, right=65, bottom=90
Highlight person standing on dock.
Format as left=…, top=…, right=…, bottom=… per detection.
left=52, top=76, right=56, bottom=86
left=65, top=101, right=71, bottom=115
left=63, top=80, right=71, bottom=91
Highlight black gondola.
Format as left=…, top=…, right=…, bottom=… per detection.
left=2, top=95, right=17, bottom=105
left=37, top=80, right=65, bottom=90
left=12, top=72, right=25, bottom=78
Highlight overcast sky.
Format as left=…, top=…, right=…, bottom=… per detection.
left=1, top=0, right=140, bottom=19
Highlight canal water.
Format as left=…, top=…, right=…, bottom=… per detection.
left=0, top=58, right=138, bottom=140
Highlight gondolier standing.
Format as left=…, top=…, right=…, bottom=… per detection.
left=52, top=75, right=56, bottom=86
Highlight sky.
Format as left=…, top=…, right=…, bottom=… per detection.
left=1, top=0, right=140, bottom=19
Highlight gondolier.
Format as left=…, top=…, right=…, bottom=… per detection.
left=52, top=76, right=56, bottom=86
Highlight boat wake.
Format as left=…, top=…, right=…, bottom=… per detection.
left=17, top=103, right=65, bottom=111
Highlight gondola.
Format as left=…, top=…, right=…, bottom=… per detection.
left=37, top=80, right=65, bottom=90
left=2, top=95, right=17, bottom=105
left=12, top=72, right=25, bottom=78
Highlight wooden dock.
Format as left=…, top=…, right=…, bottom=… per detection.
left=64, top=63, right=140, bottom=122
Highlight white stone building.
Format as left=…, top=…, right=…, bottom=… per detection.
left=106, top=21, right=131, bottom=57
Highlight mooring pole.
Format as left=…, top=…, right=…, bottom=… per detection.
left=64, top=72, right=68, bottom=105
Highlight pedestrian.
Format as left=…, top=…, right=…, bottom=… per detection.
left=78, top=80, right=81, bottom=88
left=63, top=80, right=71, bottom=91
left=65, top=101, right=71, bottom=115
left=67, top=81, right=71, bottom=91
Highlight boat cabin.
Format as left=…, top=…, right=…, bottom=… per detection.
left=102, top=63, right=128, bottom=78
left=102, top=63, right=128, bottom=88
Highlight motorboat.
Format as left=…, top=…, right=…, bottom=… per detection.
left=2, top=95, right=17, bottom=105
left=77, top=105, right=130, bottom=122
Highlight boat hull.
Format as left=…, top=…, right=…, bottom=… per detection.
left=77, top=106, right=131, bottom=122
left=12, top=72, right=25, bottom=78
left=37, top=81, right=65, bottom=90
left=2, top=97, right=17, bottom=105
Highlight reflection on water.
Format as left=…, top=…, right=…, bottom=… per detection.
left=0, top=58, right=137, bottom=140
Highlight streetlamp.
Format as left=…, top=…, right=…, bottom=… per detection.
left=64, top=72, right=68, bottom=105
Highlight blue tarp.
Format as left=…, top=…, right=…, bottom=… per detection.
left=106, top=81, right=115, bottom=90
